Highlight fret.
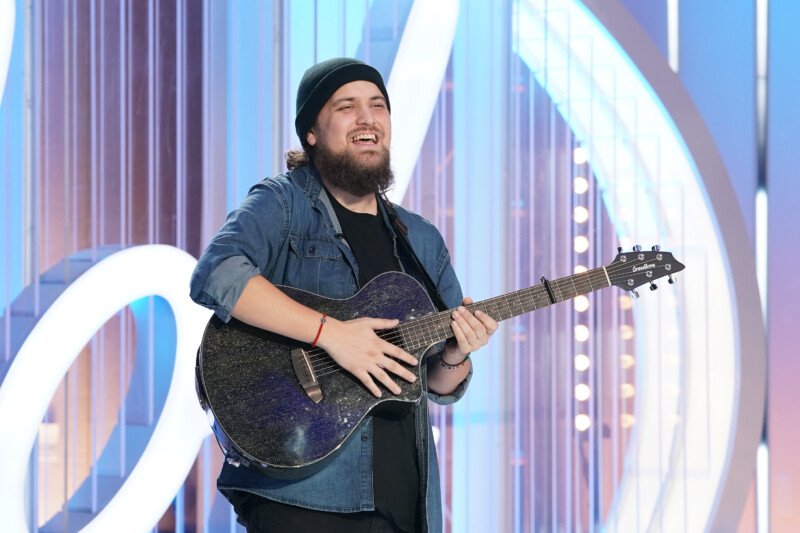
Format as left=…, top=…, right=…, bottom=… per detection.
left=399, top=266, right=613, bottom=352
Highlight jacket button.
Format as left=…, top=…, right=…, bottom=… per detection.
left=361, top=433, right=369, bottom=441
left=309, top=245, right=316, bottom=254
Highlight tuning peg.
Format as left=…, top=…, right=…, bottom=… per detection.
left=633, top=244, right=642, bottom=252
left=630, top=289, right=639, bottom=299
left=651, top=245, right=660, bottom=252
left=617, top=246, right=623, bottom=254
left=650, top=282, right=658, bottom=291
left=668, top=274, right=676, bottom=285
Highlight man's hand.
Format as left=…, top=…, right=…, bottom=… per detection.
left=442, top=297, right=498, bottom=364
left=318, top=317, right=418, bottom=398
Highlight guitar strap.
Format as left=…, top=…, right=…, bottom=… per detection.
left=378, top=194, right=450, bottom=313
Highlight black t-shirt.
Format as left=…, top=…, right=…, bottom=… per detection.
left=328, top=191, right=421, bottom=533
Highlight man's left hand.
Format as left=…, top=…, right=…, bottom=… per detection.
left=442, top=297, right=498, bottom=363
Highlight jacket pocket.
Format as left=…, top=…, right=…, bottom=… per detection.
left=286, top=235, right=355, bottom=298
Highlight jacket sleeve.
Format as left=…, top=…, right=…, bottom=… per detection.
left=426, top=238, right=474, bottom=406
left=190, top=179, right=291, bottom=322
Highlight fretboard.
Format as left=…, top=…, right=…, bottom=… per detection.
left=397, top=266, right=610, bottom=353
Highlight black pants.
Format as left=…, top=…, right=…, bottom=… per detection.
left=243, top=496, right=407, bottom=533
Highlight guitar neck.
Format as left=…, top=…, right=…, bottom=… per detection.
left=398, top=266, right=611, bottom=353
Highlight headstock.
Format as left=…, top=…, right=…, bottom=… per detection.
left=606, top=245, right=686, bottom=298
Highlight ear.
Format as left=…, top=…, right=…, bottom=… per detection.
left=306, top=130, right=317, bottom=147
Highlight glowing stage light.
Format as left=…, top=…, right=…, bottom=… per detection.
left=574, top=324, right=590, bottom=342
left=573, top=176, right=589, bottom=194
left=574, top=295, right=590, bottom=312
left=620, top=354, right=635, bottom=369
left=620, top=383, right=636, bottom=399
left=620, top=414, right=636, bottom=429
left=574, top=354, right=591, bottom=372
left=574, top=235, right=589, bottom=253
left=573, top=146, right=588, bottom=165
left=575, top=384, right=591, bottom=402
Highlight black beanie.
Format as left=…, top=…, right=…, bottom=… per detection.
left=295, top=57, right=391, bottom=143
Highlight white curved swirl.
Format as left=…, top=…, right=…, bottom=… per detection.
left=387, top=0, right=460, bottom=204
left=0, top=245, right=211, bottom=532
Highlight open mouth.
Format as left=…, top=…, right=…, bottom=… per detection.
left=350, top=133, right=378, bottom=145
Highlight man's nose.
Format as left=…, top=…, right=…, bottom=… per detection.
left=356, top=104, right=375, bottom=125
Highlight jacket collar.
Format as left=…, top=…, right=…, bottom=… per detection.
left=287, top=164, right=324, bottom=206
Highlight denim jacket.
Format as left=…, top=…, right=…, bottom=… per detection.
left=190, top=165, right=470, bottom=532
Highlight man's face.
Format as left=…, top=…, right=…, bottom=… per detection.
left=307, top=80, right=391, bottom=168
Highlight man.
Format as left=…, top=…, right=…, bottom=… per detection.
left=190, top=57, right=497, bottom=532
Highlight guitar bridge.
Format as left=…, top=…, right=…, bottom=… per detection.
left=291, top=348, right=323, bottom=403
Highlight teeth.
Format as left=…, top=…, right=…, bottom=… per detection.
left=351, top=134, right=376, bottom=142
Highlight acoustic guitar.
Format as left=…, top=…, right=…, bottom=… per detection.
left=195, top=246, right=684, bottom=479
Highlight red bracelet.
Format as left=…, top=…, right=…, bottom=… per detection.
left=311, top=314, right=327, bottom=348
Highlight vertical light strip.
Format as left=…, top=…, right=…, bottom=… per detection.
left=757, top=442, right=769, bottom=533
left=272, top=1, right=283, bottom=177
left=120, top=0, right=130, bottom=476
left=756, top=0, right=769, bottom=176
left=176, top=0, right=185, bottom=250
left=147, top=0, right=155, bottom=245
left=202, top=0, right=210, bottom=242
left=227, top=1, right=237, bottom=210
left=26, top=0, right=36, bottom=299
left=755, top=1, right=769, bottom=532
left=755, top=190, right=767, bottom=319
left=90, top=4, right=101, bottom=511
left=667, top=0, right=679, bottom=72
left=119, top=0, right=127, bottom=249
left=90, top=0, right=98, bottom=252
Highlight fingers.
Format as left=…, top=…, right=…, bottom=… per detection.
left=355, top=359, right=415, bottom=398
left=354, top=369, right=383, bottom=398
left=453, top=306, right=487, bottom=344
left=369, top=366, right=402, bottom=395
left=366, top=317, right=400, bottom=330
left=449, top=302, right=499, bottom=354
left=377, top=351, right=417, bottom=382
left=328, top=316, right=423, bottom=397
left=450, top=318, right=469, bottom=350
left=475, top=309, right=499, bottom=334
left=381, top=341, right=418, bottom=367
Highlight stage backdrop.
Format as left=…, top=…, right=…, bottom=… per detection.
left=2, top=0, right=794, bottom=531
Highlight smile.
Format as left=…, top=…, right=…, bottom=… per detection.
left=350, top=133, right=378, bottom=144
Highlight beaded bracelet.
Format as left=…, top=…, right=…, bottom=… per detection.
left=438, top=351, right=470, bottom=370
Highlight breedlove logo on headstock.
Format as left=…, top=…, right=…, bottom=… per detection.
left=606, top=245, right=685, bottom=298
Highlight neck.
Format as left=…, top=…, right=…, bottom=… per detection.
left=322, top=179, right=377, bottom=214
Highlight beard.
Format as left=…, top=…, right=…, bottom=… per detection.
left=312, top=143, right=394, bottom=197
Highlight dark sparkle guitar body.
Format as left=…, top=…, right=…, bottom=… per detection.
left=196, top=272, right=438, bottom=479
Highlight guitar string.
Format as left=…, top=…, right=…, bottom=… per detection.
left=310, top=265, right=672, bottom=377
left=305, top=257, right=676, bottom=376
left=309, top=261, right=668, bottom=373
left=306, top=255, right=669, bottom=364
left=305, top=257, right=673, bottom=373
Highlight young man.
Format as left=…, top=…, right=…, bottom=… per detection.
left=191, top=58, right=497, bottom=532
